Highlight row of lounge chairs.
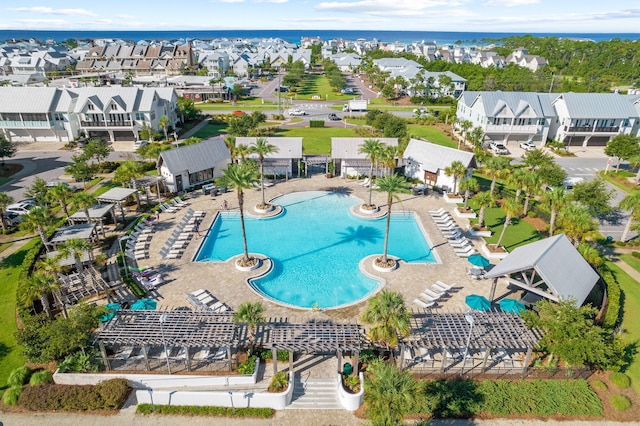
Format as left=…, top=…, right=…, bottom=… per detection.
left=124, top=220, right=156, bottom=260
left=161, top=208, right=206, bottom=259
left=111, top=344, right=228, bottom=364
left=428, top=208, right=478, bottom=258
left=185, top=289, right=230, bottom=313
left=158, top=196, right=190, bottom=214
left=413, top=281, right=455, bottom=308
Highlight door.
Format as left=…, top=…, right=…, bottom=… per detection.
left=175, top=175, right=183, bottom=192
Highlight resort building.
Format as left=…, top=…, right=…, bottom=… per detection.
left=157, top=136, right=230, bottom=193
left=330, top=138, right=399, bottom=178
left=402, top=139, right=476, bottom=193
left=235, top=137, right=303, bottom=178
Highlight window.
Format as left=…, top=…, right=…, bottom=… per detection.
left=189, top=168, right=214, bottom=185
left=87, top=103, right=94, bottom=111
left=135, top=112, right=145, bottom=121
left=53, top=113, right=64, bottom=121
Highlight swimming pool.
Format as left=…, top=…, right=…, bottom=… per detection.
left=194, top=191, right=436, bottom=309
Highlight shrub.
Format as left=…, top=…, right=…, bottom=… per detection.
left=601, top=270, right=621, bottom=329
left=610, top=394, right=632, bottom=411
left=3, top=386, right=23, bottom=406
left=96, top=379, right=130, bottom=409
left=610, top=372, right=631, bottom=389
left=29, top=370, right=54, bottom=386
left=255, top=348, right=289, bottom=361
left=237, top=355, right=257, bottom=375
left=309, top=120, right=325, bottom=128
left=18, top=379, right=129, bottom=411
left=590, top=380, right=607, bottom=391
left=268, top=371, right=289, bottom=392
left=58, top=351, right=100, bottom=373
left=137, top=404, right=274, bottom=417
left=8, top=366, right=32, bottom=387
left=96, top=161, right=120, bottom=173
left=632, top=251, right=640, bottom=259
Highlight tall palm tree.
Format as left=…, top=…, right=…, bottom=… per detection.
left=220, top=162, right=260, bottom=266
left=57, top=237, right=93, bottom=273
left=358, top=138, right=383, bottom=207
left=20, top=207, right=55, bottom=252
left=521, top=173, right=542, bottom=216
left=619, top=192, right=640, bottom=242
left=233, top=302, right=265, bottom=351
left=379, top=145, right=398, bottom=176
left=158, top=115, right=169, bottom=141
left=494, top=197, right=521, bottom=249
left=71, top=192, right=97, bottom=223
left=250, top=137, right=279, bottom=207
left=224, top=135, right=237, bottom=164
left=541, top=187, right=568, bottom=237
left=46, top=183, right=74, bottom=218
left=578, top=242, right=605, bottom=271
left=459, top=177, right=479, bottom=210
left=458, top=119, right=473, bottom=149
left=360, top=290, right=411, bottom=358
left=558, top=204, right=598, bottom=247
left=22, top=272, right=59, bottom=318
left=374, top=174, right=410, bottom=266
left=507, top=167, right=528, bottom=203
left=36, top=255, right=64, bottom=278
left=0, top=191, right=14, bottom=232
left=475, top=191, right=495, bottom=229
left=235, top=144, right=252, bottom=163
left=484, top=156, right=512, bottom=196
left=444, top=160, right=467, bottom=195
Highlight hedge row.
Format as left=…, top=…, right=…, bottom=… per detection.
left=18, top=378, right=129, bottom=411
left=601, top=269, right=621, bottom=329
left=137, top=404, right=274, bottom=418
left=309, top=120, right=325, bottom=128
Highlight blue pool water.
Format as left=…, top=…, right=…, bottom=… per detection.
left=194, top=191, right=435, bottom=309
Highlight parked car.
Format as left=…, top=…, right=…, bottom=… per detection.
left=492, top=143, right=510, bottom=155
left=231, top=110, right=246, bottom=116
left=328, top=113, right=341, bottom=121
left=5, top=201, right=39, bottom=215
left=340, top=87, right=355, bottom=94
left=287, top=109, right=307, bottom=116
left=46, top=181, right=79, bottom=191
left=519, top=141, right=536, bottom=151
left=2, top=211, right=23, bottom=226
left=133, top=140, right=149, bottom=149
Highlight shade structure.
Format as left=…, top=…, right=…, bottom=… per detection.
left=465, top=294, right=491, bottom=311
left=100, top=303, right=122, bottom=322
left=130, top=298, right=158, bottom=311
left=499, top=298, right=526, bottom=314
left=467, top=254, right=491, bottom=268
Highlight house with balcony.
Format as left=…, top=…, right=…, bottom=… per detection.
left=549, top=93, right=638, bottom=147
left=456, top=91, right=555, bottom=146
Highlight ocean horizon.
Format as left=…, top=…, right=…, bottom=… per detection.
left=1, top=29, right=639, bottom=45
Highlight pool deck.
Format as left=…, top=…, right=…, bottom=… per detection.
left=139, top=174, right=516, bottom=322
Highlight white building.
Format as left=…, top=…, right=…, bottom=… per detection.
left=330, top=138, right=399, bottom=178
left=235, top=137, right=303, bottom=178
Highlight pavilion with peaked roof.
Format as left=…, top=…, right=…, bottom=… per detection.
left=484, top=234, right=601, bottom=307
left=96, top=187, right=139, bottom=221
left=67, top=203, right=117, bottom=237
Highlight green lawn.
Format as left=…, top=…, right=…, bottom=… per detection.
left=0, top=239, right=38, bottom=388
left=468, top=203, right=544, bottom=251
left=191, top=123, right=229, bottom=139
left=275, top=127, right=357, bottom=154
left=294, top=74, right=356, bottom=102
left=408, top=125, right=456, bottom=148
left=619, top=253, right=640, bottom=274
left=599, top=170, right=638, bottom=194
left=606, top=260, right=640, bottom=395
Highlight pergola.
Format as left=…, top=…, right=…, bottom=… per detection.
left=401, top=308, right=543, bottom=373
left=94, top=310, right=239, bottom=372
left=67, top=204, right=117, bottom=237
left=263, top=159, right=295, bottom=180
left=49, top=223, right=99, bottom=247
left=96, top=187, right=139, bottom=222
left=302, top=155, right=331, bottom=176
left=257, top=318, right=364, bottom=374
left=53, top=266, right=111, bottom=310
left=134, top=176, right=164, bottom=205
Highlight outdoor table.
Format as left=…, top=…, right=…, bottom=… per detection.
left=469, top=267, right=484, bottom=279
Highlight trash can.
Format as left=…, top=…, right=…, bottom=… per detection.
left=343, top=362, right=352, bottom=376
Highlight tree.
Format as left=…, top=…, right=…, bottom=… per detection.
left=360, top=290, right=411, bottom=355
left=522, top=148, right=554, bottom=171
left=570, top=178, right=614, bottom=217
left=364, top=360, right=419, bottom=424
left=521, top=172, right=542, bottom=216
left=618, top=191, right=640, bottom=242
left=558, top=204, right=599, bottom=246
left=112, top=161, right=143, bottom=209
left=82, top=139, right=112, bottom=167
left=379, top=145, right=398, bottom=176
left=475, top=191, right=495, bottom=228
left=459, top=177, right=479, bottom=210
left=537, top=163, right=567, bottom=188
left=176, top=97, right=199, bottom=122
left=374, top=174, right=410, bottom=266
left=218, top=162, right=260, bottom=266
left=444, top=160, right=466, bottom=195
left=232, top=302, right=265, bottom=351
left=158, top=115, right=170, bottom=141
left=25, top=177, right=49, bottom=207
left=250, top=137, right=279, bottom=208
left=0, top=191, right=14, bottom=232
left=64, top=155, right=95, bottom=187
left=234, top=144, right=252, bottom=163
left=22, top=272, right=59, bottom=318
left=20, top=207, right=55, bottom=251
left=46, top=183, right=74, bottom=218
left=541, top=187, right=568, bottom=236
left=604, top=134, right=640, bottom=172
left=483, top=156, right=512, bottom=196
left=359, top=139, right=384, bottom=207
left=71, top=192, right=97, bottom=224
left=507, top=167, right=528, bottom=203
left=458, top=119, right=473, bottom=149
left=224, top=136, right=237, bottom=163
left=0, top=134, right=17, bottom=164
left=577, top=242, right=606, bottom=271
left=57, top=238, right=93, bottom=273
left=494, top=197, right=521, bottom=248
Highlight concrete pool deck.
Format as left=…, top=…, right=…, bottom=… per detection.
left=137, top=174, right=515, bottom=322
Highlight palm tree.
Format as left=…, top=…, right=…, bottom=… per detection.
left=158, top=115, right=169, bottom=141
left=458, top=119, right=473, bottom=149
left=444, top=160, right=467, bottom=195
left=558, top=204, right=598, bottom=247
left=20, top=207, right=55, bottom=252
left=578, top=242, right=605, bottom=271
left=619, top=192, right=640, bottom=242
left=250, top=137, right=279, bottom=208
left=219, top=162, right=260, bottom=266
left=475, top=191, right=495, bottom=229
left=541, top=187, right=568, bottom=237
left=360, top=290, right=411, bottom=358
left=57, top=237, right=93, bottom=273
left=36, top=255, right=64, bottom=278
left=113, top=160, right=144, bottom=189
left=494, top=197, right=521, bottom=249
left=459, top=177, right=479, bottom=210
left=521, top=173, right=542, bottom=216
left=358, top=138, right=383, bottom=207
left=0, top=191, right=14, bottom=232
left=224, top=135, right=237, bottom=164
left=379, top=145, right=398, bottom=176
left=484, top=156, right=512, bottom=196
left=364, top=360, right=419, bottom=425
left=374, top=174, right=410, bottom=266
left=22, top=272, right=59, bottom=318
left=235, top=144, right=252, bottom=163
left=46, top=183, right=74, bottom=218
left=233, top=302, right=265, bottom=351
left=507, top=168, right=528, bottom=203
left=71, top=192, right=97, bottom=223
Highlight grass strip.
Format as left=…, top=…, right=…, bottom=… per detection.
left=136, top=404, right=274, bottom=418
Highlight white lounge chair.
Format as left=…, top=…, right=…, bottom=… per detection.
left=422, top=288, right=445, bottom=299
left=428, top=207, right=446, bottom=216
left=359, top=177, right=370, bottom=187
left=450, top=240, right=473, bottom=249
left=433, top=215, right=455, bottom=223
left=433, top=281, right=454, bottom=291
left=413, top=298, right=435, bottom=308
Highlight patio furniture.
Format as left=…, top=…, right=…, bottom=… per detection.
left=413, top=298, right=435, bottom=308
left=433, top=281, right=454, bottom=291
left=428, top=207, right=446, bottom=216
left=422, top=288, right=445, bottom=299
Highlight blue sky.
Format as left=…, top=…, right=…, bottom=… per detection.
left=2, top=1, right=640, bottom=33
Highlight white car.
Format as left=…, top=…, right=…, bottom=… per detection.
left=519, top=141, right=536, bottom=151
left=133, top=140, right=149, bottom=149
left=287, top=109, right=307, bottom=116
left=492, top=143, right=510, bottom=155
left=6, top=201, right=39, bottom=215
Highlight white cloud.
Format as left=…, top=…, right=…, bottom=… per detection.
left=488, top=8, right=640, bottom=25
left=9, top=6, right=97, bottom=16
left=484, top=0, right=539, bottom=6
left=115, top=14, right=135, bottom=20
left=317, top=0, right=459, bottom=13
left=10, top=19, right=70, bottom=28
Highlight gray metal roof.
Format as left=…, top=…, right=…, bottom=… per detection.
left=68, top=203, right=115, bottom=221
left=96, top=187, right=138, bottom=202
left=331, top=138, right=398, bottom=159
left=485, top=234, right=599, bottom=306
left=235, top=137, right=303, bottom=159
left=0, top=87, right=62, bottom=113
left=403, top=139, right=476, bottom=173
left=555, top=92, right=638, bottom=119
left=158, top=136, right=230, bottom=174
left=461, top=91, right=555, bottom=118
left=50, top=223, right=97, bottom=244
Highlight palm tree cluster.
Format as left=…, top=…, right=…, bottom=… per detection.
left=358, top=138, right=400, bottom=209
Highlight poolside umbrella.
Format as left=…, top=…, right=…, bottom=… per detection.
left=499, top=298, right=526, bottom=315
left=100, top=303, right=122, bottom=322
left=465, top=294, right=491, bottom=311
left=130, top=298, right=157, bottom=311
left=467, top=254, right=491, bottom=269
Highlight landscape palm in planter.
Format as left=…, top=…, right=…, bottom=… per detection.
left=358, top=138, right=383, bottom=208
left=233, top=301, right=265, bottom=352
left=459, top=177, right=479, bottom=211
left=373, top=174, right=409, bottom=269
left=475, top=191, right=495, bottom=229
left=250, top=137, right=279, bottom=210
left=444, top=160, right=466, bottom=195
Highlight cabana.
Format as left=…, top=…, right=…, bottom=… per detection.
left=67, top=203, right=117, bottom=237
left=96, top=188, right=140, bottom=222
left=53, top=266, right=112, bottom=312
left=236, top=137, right=303, bottom=179
left=49, top=223, right=99, bottom=248
left=331, top=137, right=399, bottom=178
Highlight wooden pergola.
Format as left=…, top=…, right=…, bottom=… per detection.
left=53, top=266, right=112, bottom=310
left=67, top=204, right=117, bottom=237
left=96, top=187, right=140, bottom=222
left=302, top=155, right=331, bottom=176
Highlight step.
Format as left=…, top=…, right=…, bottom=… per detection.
left=287, top=378, right=343, bottom=410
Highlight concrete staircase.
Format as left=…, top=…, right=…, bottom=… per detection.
left=286, top=374, right=342, bottom=410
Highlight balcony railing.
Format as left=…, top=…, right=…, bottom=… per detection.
left=566, top=126, right=619, bottom=133
left=81, top=121, right=133, bottom=127
left=485, top=124, right=543, bottom=133
left=0, top=120, right=53, bottom=128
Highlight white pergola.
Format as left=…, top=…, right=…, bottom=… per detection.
left=96, top=188, right=139, bottom=222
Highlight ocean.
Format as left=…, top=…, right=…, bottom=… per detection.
left=1, top=29, right=639, bottom=45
